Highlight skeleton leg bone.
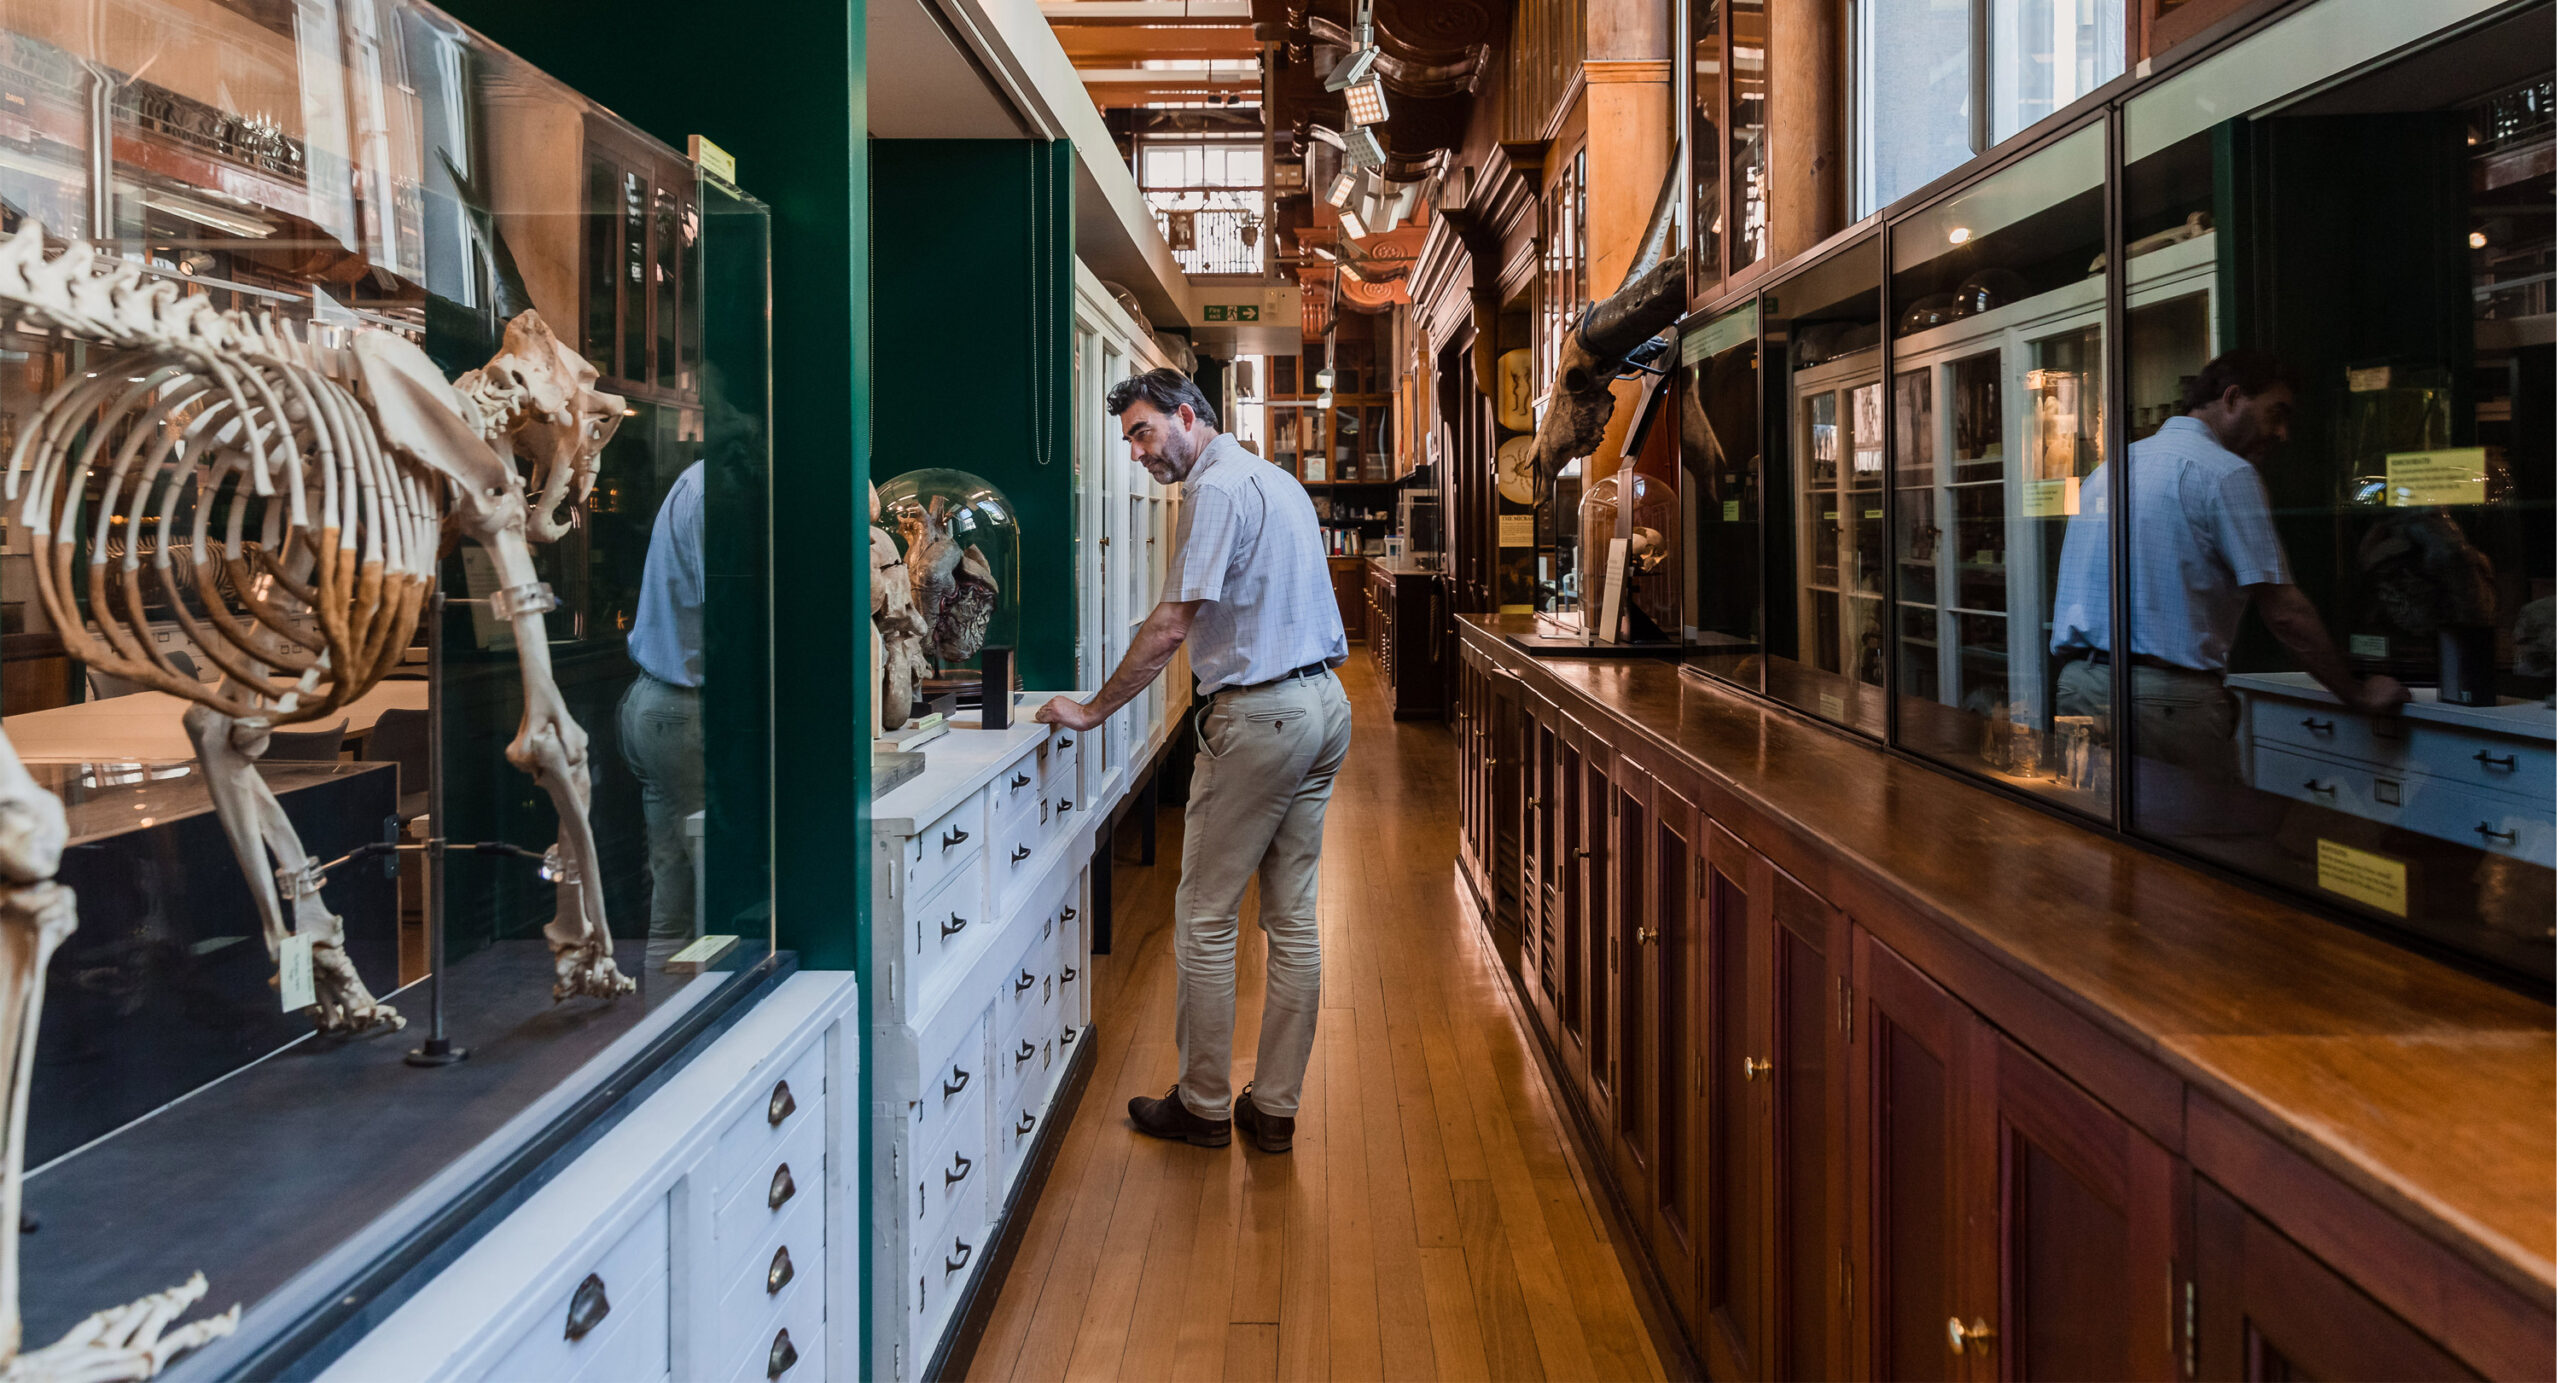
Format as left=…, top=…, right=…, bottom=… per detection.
left=181, top=705, right=402, bottom=1034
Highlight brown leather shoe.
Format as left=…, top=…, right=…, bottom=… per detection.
left=1128, top=1085, right=1231, bottom=1147
left=1233, top=1082, right=1294, bottom=1153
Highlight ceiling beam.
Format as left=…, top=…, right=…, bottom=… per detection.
left=1053, top=25, right=1257, bottom=61
left=1037, top=1, right=1252, bottom=23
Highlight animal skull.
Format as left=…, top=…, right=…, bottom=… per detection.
left=454, top=312, right=626, bottom=542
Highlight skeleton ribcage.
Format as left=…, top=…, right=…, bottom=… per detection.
left=6, top=341, right=445, bottom=726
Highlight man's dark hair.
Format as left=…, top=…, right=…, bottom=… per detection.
left=2182, top=349, right=2300, bottom=413
left=1106, top=367, right=1219, bottom=431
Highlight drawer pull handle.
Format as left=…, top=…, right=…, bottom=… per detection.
left=2303, top=779, right=2337, bottom=796
left=946, top=1237, right=975, bottom=1275
left=1062, top=965, right=1079, bottom=983
left=768, top=1327, right=800, bottom=1378
left=941, top=912, right=968, bottom=939
left=1010, top=772, right=1032, bottom=789
left=1741, top=1056, right=1772, bottom=1081
left=941, top=826, right=970, bottom=851
left=1060, top=906, right=1078, bottom=922
left=1017, top=1111, right=1036, bottom=1134
left=1062, top=1025, right=1076, bottom=1046
left=2301, top=716, right=2336, bottom=735
left=1947, top=1316, right=1995, bottom=1356
left=767, top=1080, right=796, bottom=1126
left=563, top=1272, right=610, bottom=1341
left=2476, top=822, right=2519, bottom=846
left=945, top=1151, right=974, bottom=1185
left=1016, top=970, right=1037, bottom=994
left=766, top=1245, right=795, bottom=1295
left=1056, top=736, right=1074, bottom=748
left=1057, top=797, right=1073, bottom=814
left=2476, top=750, right=2518, bottom=771
left=943, top=1067, right=971, bottom=1099
left=1015, top=1039, right=1035, bottom=1066
left=1011, top=845, right=1033, bottom=863
left=769, top=1162, right=797, bottom=1210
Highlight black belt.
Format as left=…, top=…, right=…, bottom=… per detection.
left=1218, top=660, right=1332, bottom=695
left=2062, top=648, right=2197, bottom=674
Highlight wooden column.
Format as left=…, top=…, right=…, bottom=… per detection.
left=1581, top=0, right=1675, bottom=482
left=1769, top=0, right=1847, bottom=264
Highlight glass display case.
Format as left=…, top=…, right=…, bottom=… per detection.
left=0, top=0, right=775, bottom=1364
left=1887, top=122, right=2111, bottom=815
left=1678, top=299, right=1761, bottom=681
left=877, top=467, right=1023, bottom=695
left=1762, top=234, right=1884, bottom=733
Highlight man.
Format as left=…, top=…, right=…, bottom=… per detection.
left=2049, top=350, right=2405, bottom=794
left=621, top=458, right=706, bottom=970
left=1036, top=368, right=1349, bottom=1154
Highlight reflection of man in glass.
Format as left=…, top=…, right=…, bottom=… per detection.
left=621, top=460, right=705, bottom=968
left=2051, top=351, right=2408, bottom=789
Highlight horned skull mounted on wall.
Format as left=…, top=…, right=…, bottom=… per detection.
left=1521, top=166, right=1690, bottom=505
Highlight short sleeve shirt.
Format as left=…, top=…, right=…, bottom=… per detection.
left=628, top=460, right=705, bottom=687
left=2047, top=416, right=2291, bottom=672
left=1166, top=433, right=1348, bottom=694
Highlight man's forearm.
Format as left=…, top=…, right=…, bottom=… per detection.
left=2255, top=583, right=2359, bottom=700
left=1085, top=609, right=1188, bottom=719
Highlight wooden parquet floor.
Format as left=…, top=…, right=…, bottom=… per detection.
left=961, top=655, right=1669, bottom=1383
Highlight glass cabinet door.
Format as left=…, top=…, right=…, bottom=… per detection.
left=1887, top=122, right=2109, bottom=816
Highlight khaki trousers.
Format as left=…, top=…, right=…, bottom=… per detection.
left=1174, top=670, right=1353, bottom=1120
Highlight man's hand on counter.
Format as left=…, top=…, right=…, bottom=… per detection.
left=2347, top=674, right=2413, bottom=716
left=1034, top=696, right=1103, bottom=732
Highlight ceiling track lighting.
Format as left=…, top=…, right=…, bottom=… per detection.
left=1344, top=75, right=1389, bottom=127
left=1338, top=207, right=1370, bottom=240
left=1327, top=170, right=1359, bottom=208
left=1342, top=125, right=1385, bottom=171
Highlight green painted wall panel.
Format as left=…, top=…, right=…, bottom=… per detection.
left=872, top=138, right=1079, bottom=689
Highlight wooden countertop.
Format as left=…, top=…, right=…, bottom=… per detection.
left=1461, top=615, right=2556, bottom=1299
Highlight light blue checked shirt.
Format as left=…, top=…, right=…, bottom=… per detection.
left=2049, top=416, right=2291, bottom=673
left=1167, top=434, right=1347, bottom=694
left=628, top=460, right=705, bottom=688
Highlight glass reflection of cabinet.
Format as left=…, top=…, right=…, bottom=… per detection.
left=1893, top=230, right=2215, bottom=784
left=1793, top=352, right=1885, bottom=685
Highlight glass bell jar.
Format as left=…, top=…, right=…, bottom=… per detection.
left=1575, top=468, right=1682, bottom=641
left=876, top=468, right=1023, bottom=687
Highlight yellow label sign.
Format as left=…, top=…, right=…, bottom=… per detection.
left=1497, top=512, right=1536, bottom=548
left=2347, top=365, right=2392, bottom=393
left=2022, top=476, right=2082, bottom=518
left=689, top=134, right=737, bottom=184
left=2385, top=449, right=2487, bottom=507
left=2317, top=839, right=2407, bottom=917
left=1818, top=692, right=1845, bottom=721
left=1722, top=499, right=1742, bottom=523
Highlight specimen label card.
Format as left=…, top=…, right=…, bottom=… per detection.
left=279, top=933, right=317, bottom=1011
left=2385, top=449, right=2487, bottom=507
left=2317, top=839, right=2407, bottom=917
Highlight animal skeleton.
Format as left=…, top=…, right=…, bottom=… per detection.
left=871, top=483, right=931, bottom=729
left=0, top=222, right=640, bottom=1375
left=900, top=495, right=999, bottom=666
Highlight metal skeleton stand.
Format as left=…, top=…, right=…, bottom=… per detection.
left=408, top=588, right=464, bottom=1067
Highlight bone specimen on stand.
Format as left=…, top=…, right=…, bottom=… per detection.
left=899, top=495, right=1000, bottom=665
left=870, top=484, right=932, bottom=730
left=0, top=223, right=636, bottom=1022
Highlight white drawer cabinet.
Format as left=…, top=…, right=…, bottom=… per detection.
left=322, top=974, right=857, bottom=1383
left=869, top=699, right=1109, bottom=1381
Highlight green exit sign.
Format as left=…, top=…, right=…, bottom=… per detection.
left=1202, top=304, right=1261, bottom=322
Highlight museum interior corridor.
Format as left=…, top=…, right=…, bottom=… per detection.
left=961, top=657, right=1669, bottom=1383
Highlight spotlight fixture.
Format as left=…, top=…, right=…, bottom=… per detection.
left=1338, top=207, right=1370, bottom=240
left=1342, top=124, right=1385, bottom=170
left=1947, top=226, right=1973, bottom=245
left=1324, top=43, right=1379, bottom=93
left=1344, top=75, right=1389, bottom=127
left=2469, top=229, right=2490, bottom=250
left=1310, top=244, right=1338, bottom=263
left=1327, top=170, right=1358, bottom=208
left=1317, top=390, right=1335, bottom=409
left=1315, top=369, right=1336, bottom=390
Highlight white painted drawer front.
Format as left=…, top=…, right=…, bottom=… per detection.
left=993, top=932, right=1051, bottom=1043
left=715, top=1099, right=826, bottom=1286
left=707, top=1185, right=822, bottom=1382
left=2257, top=743, right=2558, bottom=866
left=993, top=804, right=1046, bottom=915
left=910, top=1080, right=991, bottom=1262
left=908, top=863, right=988, bottom=1003
left=995, top=745, right=1043, bottom=825
left=726, top=1272, right=823, bottom=1383
left=899, top=787, right=986, bottom=903
left=911, top=1011, right=988, bottom=1159
left=706, top=1039, right=826, bottom=1215
left=484, top=1197, right=671, bottom=1383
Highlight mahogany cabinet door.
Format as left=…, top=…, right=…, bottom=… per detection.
left=1701, top=824, right=1775, bottom=1380
left=1522, top=692, right=1561, bottom=1034
left=1769, top=858, right=1851, bottom=1383
left=1608, top=761, right=1657, bottom=1210
left=1555, top=716, right=1594, bottom=1098
left=1456, top=651, right=1482, bottom=889
left=1581, top=739, right=1619, bottom=1137
left=1487, top=668, right=1525, bottom=956
left=2192, top=1179, right=2475, bottom=1383
left=1851, top=929, right=1976, bottom=1383
left=1974, top=1032, right=2182, bottom=1382
left=1646, top=777, right=1707, bottom=1331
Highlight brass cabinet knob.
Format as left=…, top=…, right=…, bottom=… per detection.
left=1635, top=926, right=1657, bottom=945
left=1742, top=1057, right=1773, bottom=1081
left=563, top=1272, right=609, bottom=1341
left=766, top=1244, right=795, bottom=1295
left=768, top=1327, right=800, bottom=1378
left=767, top=1079, right=796, bottom=1126
left=768, top=1162, right=796, bottom=1210
left=1946, top=1316, right=1995, bottom=1356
